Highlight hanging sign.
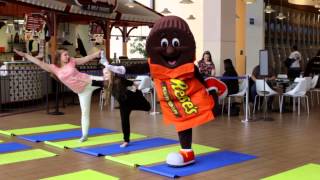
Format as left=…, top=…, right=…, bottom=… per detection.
left=74, top=0, right=116, bottom=13
left=24, top=13, right=45, bottom=32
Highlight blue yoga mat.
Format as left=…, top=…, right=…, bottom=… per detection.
left=74, top=137, right=178, bottom=156
left=0, top=142, right=31, bottom=154
left=139, top=151, right=257, bottom=178
left=18, top=128, right=116, bottom=142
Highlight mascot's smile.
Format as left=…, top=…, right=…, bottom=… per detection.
left=161, top=48, right=181, bottom=67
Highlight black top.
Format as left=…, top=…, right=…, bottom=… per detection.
left=304, top=56, right=320, bottom=77
left=222, top=71, right=239, bottom=95
left=111, top=75, right=134, bottom=101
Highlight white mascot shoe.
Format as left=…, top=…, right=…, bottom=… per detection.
left=166, top=149, right=195, bottom=167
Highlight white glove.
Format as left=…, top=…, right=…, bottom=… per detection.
left=104, top=65, right=126, bottom=75
left=100, top=50, right=109, bottom=67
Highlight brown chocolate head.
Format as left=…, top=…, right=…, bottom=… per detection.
left=146, top=16, right=196, bottom=68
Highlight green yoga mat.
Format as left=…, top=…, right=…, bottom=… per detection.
left=262, top=163, right=320, bottom=180
left=105, top=144, right=219, bottom=167
left=45, top=133, right=146, bottom=149
left=0, top=149, right=57, bottom=165
left=0, top=124, right=80, bottom=136
left=41, top=169, right=119, bottom=180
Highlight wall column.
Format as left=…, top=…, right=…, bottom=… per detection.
left=245, top=0, right=265, bottom=74
left=203, top=0, right=236, bottom=75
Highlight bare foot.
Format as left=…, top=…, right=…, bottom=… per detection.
left=120, top=142, right=129, bottom=148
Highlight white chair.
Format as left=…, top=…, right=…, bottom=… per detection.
left=295, top=77, right=312, bottom=91
left=277, top=74, right=288, bottom=79
left=227, top=80, right=249, bottom=116
left=295, top=77, right=312, bottom=107
left=280, top=79, right=309, bottom=115
left=253, top=79, right=280, bottom=113
left=310, top=75, right=320, bottom=105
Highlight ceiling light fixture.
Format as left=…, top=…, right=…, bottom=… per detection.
left=264, top=0, right=275, bottom=14
left=276, top=0, right=286, bottom=20
left=180, top=0, right=194, bottom=4
left=160, top=8, right=171, bottom=14
left=244, top=0, right=256, bottom=5
left=187, top=15, right=196, bottom=20
left=288, top=0, right=315, bottom=6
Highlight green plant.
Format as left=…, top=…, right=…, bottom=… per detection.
left=130, top=37, right=147, bottom=58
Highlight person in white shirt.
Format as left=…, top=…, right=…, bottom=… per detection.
left=288, top=45, right=302, bottom=80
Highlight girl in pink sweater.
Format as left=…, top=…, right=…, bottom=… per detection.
left=14, top=48, right=107, bottom=142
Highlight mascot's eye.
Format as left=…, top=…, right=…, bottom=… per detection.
left=161, top=38, right=169, bottom=48
left=172, top=38, right=180, bottom=47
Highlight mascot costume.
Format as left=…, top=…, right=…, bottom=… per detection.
left=104, top=16, right=225, bottom=166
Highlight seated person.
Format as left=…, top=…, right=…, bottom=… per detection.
left=197, top=51, right=215, bottom=78
left=304, top=49, right=320, bottom=79
left=222, top=59, right=239, bottom=95
left=222, top=59, right=239, bottom=115
left=250, top=65, right=276, bottom=109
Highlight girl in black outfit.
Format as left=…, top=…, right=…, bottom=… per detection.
left=222, top=59, right=239, bottom=115
left=222, top=59, right=239, bottom=95
left=111, top=75, right=151, bottom=147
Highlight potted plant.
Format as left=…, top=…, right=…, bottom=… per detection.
left=130, top=37, right=147, bottom=58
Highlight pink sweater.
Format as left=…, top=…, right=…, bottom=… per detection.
left=49, top=59, right=91, bottom=93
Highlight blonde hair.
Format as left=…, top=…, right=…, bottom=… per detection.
left=104, top=70, right=114, bottom=107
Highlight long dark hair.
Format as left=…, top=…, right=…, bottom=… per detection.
left=317, top=49, right=320, bottom=56
left=201, top=51, right=214, bottom=64
left=224, top=59, right=238, bottom=76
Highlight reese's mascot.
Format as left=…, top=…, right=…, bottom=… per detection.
left=104, top=16, right=224, bottom=166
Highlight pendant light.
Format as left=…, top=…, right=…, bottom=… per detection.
left=276, top=0, right=286, bottom=20
left=160, top=8, right=171, bottom=14
left=180, top=0, right=193, bottom=4
left=264, top=0, right=275, bottom=13
left=244, top=0, right=256, bottom=5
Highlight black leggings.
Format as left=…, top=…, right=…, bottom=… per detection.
left=118, top=90, right=151, bottom=142
left=178, top=128, right=192, bottom=149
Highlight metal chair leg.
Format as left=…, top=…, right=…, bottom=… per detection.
left=221, top=98, right=225, bottom=115
left=280, top=95, right=284, bottom=113
left=228, top=96, right=231, bottom=117
left=317, top=91, right=320, bottom=105
left=253, top=95, right=258, bottom=114
left=306, top=96, right=310, bottom=115
left=293, top=97, right=296, bottom=112
left=298, top=97, right=301, bottom=115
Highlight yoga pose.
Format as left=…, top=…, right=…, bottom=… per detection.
left=104, top=16, right=220, bottom=167
left=14, top=48, right=107, bottom=142
left=109, top=74, right=151, bottom=147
